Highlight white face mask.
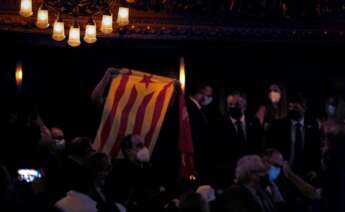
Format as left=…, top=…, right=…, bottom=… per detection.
left=201, top=96, right=213, bottom=106
left=326, top=104, right=336, bottom=116
left=136, top=147, right=150, bottom=163
left=55, top=139, right=65, bottom=150
left=269, top=91, right=281, bottom=104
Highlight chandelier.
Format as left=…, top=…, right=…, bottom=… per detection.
left=19, top=0, right=130, bottom=47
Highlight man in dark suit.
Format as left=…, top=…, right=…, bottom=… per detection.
left=186, top=83, right=214, bottom=183
left=266, top=95, right=322, bottom=212
left=267, top=95, right=321, bottom=178
left=215, top=91, right=263, bottom=188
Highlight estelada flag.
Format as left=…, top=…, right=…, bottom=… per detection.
left=94, top=69, right=175, bottom=157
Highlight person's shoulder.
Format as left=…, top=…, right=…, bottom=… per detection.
left=186, top=97, right=199, bottom=110
left=223, top=184, right=247, bottom=194
left=304, top=117, right=320, bottom=129
left=222, top=184, right=253, bottom=202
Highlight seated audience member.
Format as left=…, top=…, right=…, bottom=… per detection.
left=55, top=167, right=97, bottom=212
left=221, top=155, right=278, bottom=212
left=196, top=185, right=216, bottom=204
left=215, top=91, right=263, bottom=189
left=261, top=149, right=285, bottom=204
left=267, top=94, right=321, bottom=178
left=106, top=134, right=162, bottom=212
left=179, top=192, right=210, bottom=212
left=196, top=185, right=218, bottom=212
left=261, top=148, right=321, bottom=212
left=263, top=149, right=321, bottom=212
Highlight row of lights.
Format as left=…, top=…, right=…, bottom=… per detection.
left=19, top=0, right=130, bottom=47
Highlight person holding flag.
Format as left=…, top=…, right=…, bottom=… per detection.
left=91, top=66, right=197, bottom=182
left=91, top=67, right=122, bottom=107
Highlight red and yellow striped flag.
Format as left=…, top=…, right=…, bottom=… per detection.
left=94, top=69, right=175, bottom=157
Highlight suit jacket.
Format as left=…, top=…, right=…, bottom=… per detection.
left=221, top=185, right=276, bottom=212
left=213, top=116, right=263, bottom=188
left=186, top=97, right=211, bottom=181
left=267, top=117, right=321, bottom=175
left=220, top=116, right=263, bottom=159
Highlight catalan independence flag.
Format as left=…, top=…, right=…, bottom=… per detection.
left=93, top=69, right=175, bottom=157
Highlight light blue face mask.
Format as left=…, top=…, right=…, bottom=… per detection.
left=326, top=104, right=336, bottom=116
left=201, top=96, right=213, bottom=106
left=268, top=165, right=281, bottom=182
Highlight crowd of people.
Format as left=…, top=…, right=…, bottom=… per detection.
left=1, top=68, right=345, bottom=212
left=186, top=81, right=345, bottom=212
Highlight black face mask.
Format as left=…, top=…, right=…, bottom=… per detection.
left=259, top=174, right=271, bottom=189
left=228, top=107, right=243, bottom=120
left=288, top=110, right=303, bottom=121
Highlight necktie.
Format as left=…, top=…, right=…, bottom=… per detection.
left=293, top=122, right=304, bottom=173
left=236, top=120, right=246, bottom=143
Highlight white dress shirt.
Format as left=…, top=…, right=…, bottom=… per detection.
left=230, top=115, right=247, bottom=141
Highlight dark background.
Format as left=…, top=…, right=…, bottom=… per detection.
left=1, top=31, right=345, bottom=140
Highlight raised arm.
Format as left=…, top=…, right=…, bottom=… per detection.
left=91, top=67, right=121, bottom=106
left=282, top=161, right=321, bottom=200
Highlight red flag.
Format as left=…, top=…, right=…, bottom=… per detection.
left=178, top=86, right=196, bottom=178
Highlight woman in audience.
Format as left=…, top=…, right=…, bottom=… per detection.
left=256, top=84, right=288, bottom=130
left=319, top=93, right=345, bottom=133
